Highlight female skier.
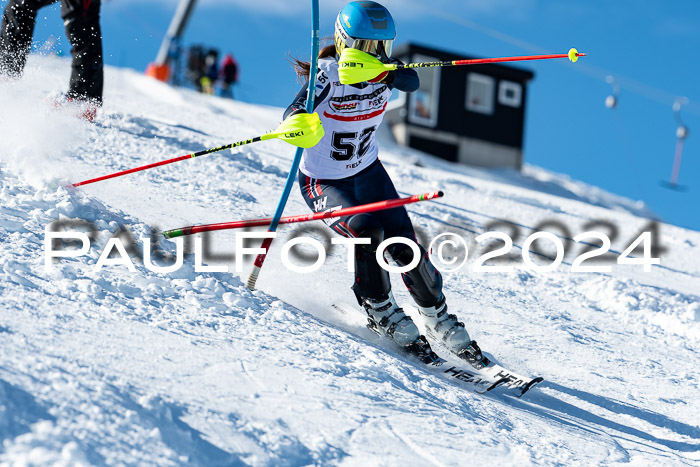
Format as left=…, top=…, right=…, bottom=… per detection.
left=286, top=1, right=484, bottom=367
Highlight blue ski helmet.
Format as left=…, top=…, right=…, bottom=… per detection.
left=335, top=1, right=396, bottom=60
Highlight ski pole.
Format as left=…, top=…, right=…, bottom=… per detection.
left=69, top=112, right=324, bottom=187
left=245, top=0, right=320, bottom=291
left=163, top=191, right=443, bottom=238
left=338, top=47, right=586, bottom=85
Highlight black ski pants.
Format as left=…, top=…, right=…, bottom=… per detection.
left=0, top=0, right=103, bottom=103
left=298, top=159, right=444, bottom=308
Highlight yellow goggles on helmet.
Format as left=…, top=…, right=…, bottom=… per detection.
left=335, top=16, right=394, bottom=61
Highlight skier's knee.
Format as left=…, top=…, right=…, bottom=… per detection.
left=347, top=214, right=384, bottom=248
left=392, top=242, right=417, bottom=266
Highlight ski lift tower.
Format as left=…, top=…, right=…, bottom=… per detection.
left=146, top=0, right=198, bottom=82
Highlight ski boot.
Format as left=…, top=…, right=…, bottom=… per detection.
left=359, top=292, right=420, bottom=347
left=48, top=93, right=99, bottom=122
left=418, top=297, right=489, bottom=369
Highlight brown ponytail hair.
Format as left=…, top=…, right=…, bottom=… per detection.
left=291, top=43, right=337, bottom=82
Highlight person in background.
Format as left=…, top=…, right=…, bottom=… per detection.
left=186, top=44, right=205, bottom=92
left=0, top=0, right=103, bottom=121
left=200, top=48, right=218, bottom=95
left=219, top=53, right=238, bottom=99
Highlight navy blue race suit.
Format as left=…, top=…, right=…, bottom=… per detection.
left=288, top=58, right=444, bottom=308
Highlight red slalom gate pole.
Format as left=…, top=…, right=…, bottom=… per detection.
left=67, top=111, right=325, bottom=188
left=449, top=52, right=583, bottom=66
left=338, top=47, right=585, bottom=84
left=163, top=190, right=444, bottom=239
left=69, top=138, right=262, bottom=188
left=394, top=48, right=585, bottom=69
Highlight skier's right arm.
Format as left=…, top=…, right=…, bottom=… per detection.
left=283, top=69, right=332, bottom=119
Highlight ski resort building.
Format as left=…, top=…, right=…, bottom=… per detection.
left=386, top=43, right=534, bottom=171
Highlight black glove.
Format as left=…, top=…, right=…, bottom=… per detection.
left=381, top=71, right=396, bottom=85
left=381, top=57, right=406, bottom=85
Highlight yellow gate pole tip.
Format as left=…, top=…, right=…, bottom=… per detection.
left=568, top=47, right=580, bottom=63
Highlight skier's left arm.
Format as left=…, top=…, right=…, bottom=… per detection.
left=382, top=58, right=419, bottom=93
left=283, top=68, right=333, bottom=120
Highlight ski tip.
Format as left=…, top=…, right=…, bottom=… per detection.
left=517, top=377, right=544, bottom=398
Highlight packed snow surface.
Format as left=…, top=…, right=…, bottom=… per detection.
left=1, top=56, right=699, bottom=466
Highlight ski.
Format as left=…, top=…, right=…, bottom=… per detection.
left=332, top=303, right=543, bottom=397
left=393, top=334, right=507, bottom=395
left=476, top=376, right=511, bottom=395
left=421, top=323, right=544, bottom=397
left=516, top=376, right=545, bottom=397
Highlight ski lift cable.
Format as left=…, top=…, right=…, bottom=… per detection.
left=601, top=75, right=649, bottom=199
left=613, top=105, right=649, bottom=200
left=423, top=7, right=699, bottom=117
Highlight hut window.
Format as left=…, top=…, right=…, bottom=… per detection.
left=498, top=80, right=522, bottom=107
left=408, top=54, right=441, bottom=127
left=466, top=73, right=495, bottom=115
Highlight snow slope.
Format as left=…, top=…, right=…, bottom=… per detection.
left=1, top=56, right=699, bottom=466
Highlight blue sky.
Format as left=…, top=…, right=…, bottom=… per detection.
left=8, top=0, right=699, bottom=232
